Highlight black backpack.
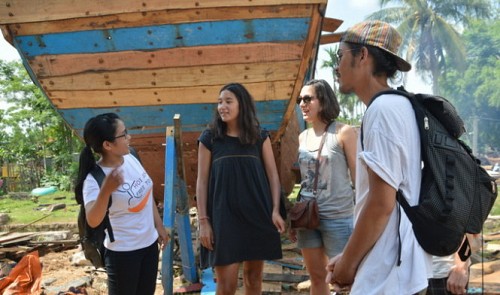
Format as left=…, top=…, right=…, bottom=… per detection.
left=76, top=147, right=141, bottom=268
left=361, top=87, right=498, bottom=260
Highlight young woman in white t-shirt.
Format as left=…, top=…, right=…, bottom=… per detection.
left=75, top=113, right=169, bottom=295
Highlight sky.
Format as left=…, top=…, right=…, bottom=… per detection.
left=0, top=0, right=430, bottom=108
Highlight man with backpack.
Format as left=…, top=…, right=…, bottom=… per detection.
left=325, top=20, right=432, bottom=294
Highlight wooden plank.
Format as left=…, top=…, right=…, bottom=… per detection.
left=9, top=5, right=314, bottom=36
left=321, top=17, right=343, bottom=32
left=49, top=81, right=293, bottom=109
left=320, top=33, right=342, bottom=45
left=0, top=0, right=327, bottom=24
left=262, top=262, right=284, bottom=293
left=0, top=232, right=36, bottom=245
left=38, top=61, right=300, bottom=91
left=29, top=42, right=304, bottom=78
left=1, top=24, right=13, bottom=44
left=263, top=273, right=310, bottom=283
left=161, top=132, right=177, bottom=294
left=58, top=100, right=289, bottom=134
left=275, top=5, right=323, bottom=142
left=15, top=18, right=310, bottom=57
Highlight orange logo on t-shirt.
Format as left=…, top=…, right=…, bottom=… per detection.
left=128, top=188, right=152, bottom=212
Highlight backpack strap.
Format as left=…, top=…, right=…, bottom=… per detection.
left=89, top=165, right=115, bottom=243
left=129, top=146, right=142, bottom=164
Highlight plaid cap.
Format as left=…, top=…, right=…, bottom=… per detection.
left=341, top=20, right=411, bottom=72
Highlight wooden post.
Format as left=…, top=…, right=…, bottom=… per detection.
left=162, top=115, right=199, bottom=294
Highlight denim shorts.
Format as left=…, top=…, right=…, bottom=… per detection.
left=297, top=216, right=353, bottom=258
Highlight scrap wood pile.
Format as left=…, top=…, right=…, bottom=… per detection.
left=0, top=230, right=78, bottom=262
left=0, top=230, right=81, bottom=294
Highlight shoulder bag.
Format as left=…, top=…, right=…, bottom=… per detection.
left=290, top=124, right=329, bottom=230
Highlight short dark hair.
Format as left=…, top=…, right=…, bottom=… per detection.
left=304, top=79, right=340, bottom=124
left=345, top=42, right=399, bottom=79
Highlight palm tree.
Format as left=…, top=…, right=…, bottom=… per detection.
left=367, top=0, right=491, bottom=94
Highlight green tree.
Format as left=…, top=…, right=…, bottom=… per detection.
left=0, top=60, right=82, bottom=191
left=368, top=0, right=491, bottom=95
left=440, top=18, right=500, bottom=155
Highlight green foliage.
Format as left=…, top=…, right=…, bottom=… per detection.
left=369, top=0, right=493, bottom=94
left=491, top=192, right=500, bottom=216
left=0, top=190, right=78, bottom=224
left=440, top=18, right=500, bottom=153
left=0, top=60, right=84, bottom=191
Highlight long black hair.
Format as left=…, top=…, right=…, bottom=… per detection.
left=210, top=82, right=260, bottom=145
left=74, top=113, right=121, bottom=204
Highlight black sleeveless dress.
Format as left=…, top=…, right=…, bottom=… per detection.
left=198, top=129, right=282, bottom=268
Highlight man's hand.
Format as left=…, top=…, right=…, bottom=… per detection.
left=447, top=259, right=470, bottom=294
left=326, top=253, right=354, bottom=292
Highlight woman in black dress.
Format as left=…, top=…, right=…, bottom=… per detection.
left=196, top=83, right=285, bottom=294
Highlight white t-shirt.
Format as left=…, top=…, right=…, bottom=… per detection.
left=83, top=154, right=158, bottom=251
left=351, top=93, right=432, bottom=295
left=432, top=255, right=455, bottom=279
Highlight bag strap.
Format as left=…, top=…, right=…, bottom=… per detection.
left=89, top=165, right=115, bottom=242
left=312, top=123, right=330, bottom=195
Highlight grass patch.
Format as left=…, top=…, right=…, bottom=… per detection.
left=489, top=185, right=500, bottom=216
left=0, top=190, right=79, bottom=225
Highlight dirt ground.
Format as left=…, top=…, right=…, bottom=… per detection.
left=36, top=242, right=308, bottom=295
left=39, top=247, right=165, bottom=295
left=6, top=216, right=500, bottom=294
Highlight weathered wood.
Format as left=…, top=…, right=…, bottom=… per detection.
left=277, top=111, right=301, bottom=194
left=50, top=81, right=293, bottom=109
left=48, top=203, right=66, bottom=212
left=130, top=133, right=166, bottom=202
left=0, top=233, right=36, bottom=245
left=0, top=1, right=340, bottom=233
left=16, top=18, right=309, bottom=57
left=0, top=0, right=327, bottom=24
left=275, top=6, right=323, bottom=142
left=10, top=5, right=314, bottom=36
left=263, top=273, right=310, bottom=283
left=262, top=263, right=283, bottom=293
left=39, top=61, right=300, bottom=91
left=29, top=43, right=304, bottom=78
left=320, top=32, right=342, bottom=45
left=321, top=17, right=343, bottom=32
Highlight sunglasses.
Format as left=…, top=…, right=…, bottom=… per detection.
left=114, top=129, right=128, bottom=139
left=296, top=95, right=314, bottom=105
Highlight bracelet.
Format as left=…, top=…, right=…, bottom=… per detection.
left=198, top=216, right=210, bottom=221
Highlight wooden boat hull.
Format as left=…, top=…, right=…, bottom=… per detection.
left=0, top=1, right=339, bottom=203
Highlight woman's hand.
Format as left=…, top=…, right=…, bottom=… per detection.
left=156, top=227, right=170, bottom=250
left=272, top=211, right=286, bottom=233
left=199, top=219, right=214, bottom=251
